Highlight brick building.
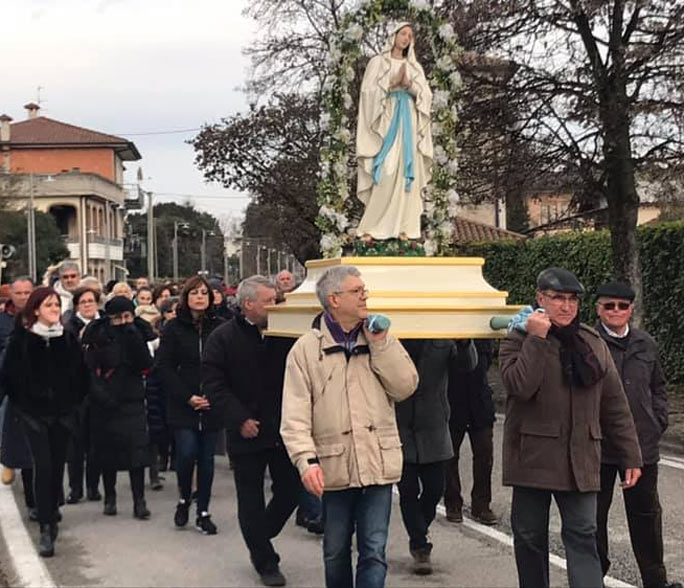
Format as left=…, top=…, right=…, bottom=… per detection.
left=0, top=103, right=141, bottom=282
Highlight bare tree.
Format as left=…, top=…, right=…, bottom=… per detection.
left=445, top=0, right=684, bottom=321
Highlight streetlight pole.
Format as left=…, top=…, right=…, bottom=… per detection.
left=27, top=173, right=36, bottom=282
left=201, top=229, right=207, bottom=274
left=146, top=191, right=154, bottom=281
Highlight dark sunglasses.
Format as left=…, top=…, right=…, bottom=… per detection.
left=599, top=301, right=631, bottom=311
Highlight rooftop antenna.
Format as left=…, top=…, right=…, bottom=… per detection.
left=36, top=86, right=47, bottom=114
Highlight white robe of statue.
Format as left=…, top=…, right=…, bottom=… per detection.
left=355, top=23, right=433, bottom=239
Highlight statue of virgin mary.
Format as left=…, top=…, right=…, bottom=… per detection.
left=355, top=22, right=433, bottom=240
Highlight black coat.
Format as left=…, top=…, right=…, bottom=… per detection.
left=201, top=313, right=295, bottom=456
left=396, top=339, right=478, bottom=464
left=448, top=339, right=497, bottom=432
left=0, top=326, right=87, bottom=422
left=82, top=318, right=152, bottom=470
left=597, top=324, right=668, bottom=465
left=155, top=307, right=224, bottom=431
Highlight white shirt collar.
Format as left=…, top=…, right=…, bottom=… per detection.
left=601, top=322, right=630, bottom=339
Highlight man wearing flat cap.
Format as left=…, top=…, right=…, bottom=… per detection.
left=594, top=282, right=680, bottom=588
left=499, top=267, right=642, bottom=588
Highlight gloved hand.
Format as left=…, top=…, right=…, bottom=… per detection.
left=508, top=305, right=535, bottom=333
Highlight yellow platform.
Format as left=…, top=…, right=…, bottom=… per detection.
left=266, top=257, right=523, bottom=338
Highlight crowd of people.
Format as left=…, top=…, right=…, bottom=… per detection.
left=0, top=261, right=680, bottom=588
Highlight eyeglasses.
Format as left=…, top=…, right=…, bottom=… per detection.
left=542, top=292, right=580, bottom=304
left=62, top=274, right=79, bottom=280
left=334, top=287, right=369, bottom=297
left=599, top=301, right=631, bottom=311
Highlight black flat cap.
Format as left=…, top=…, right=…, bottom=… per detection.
left=105, top=296, right=136, bottom=316
left=537, top=267, right=585, bottom=294
left=596, top=281, right=635, bottom=301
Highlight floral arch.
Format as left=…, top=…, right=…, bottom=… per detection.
left=316, top=0, right=464, bottom=258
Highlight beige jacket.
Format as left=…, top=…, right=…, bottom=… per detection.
left=281, top=317, right=418, bottom=491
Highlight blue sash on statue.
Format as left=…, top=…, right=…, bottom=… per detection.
left=372, top=90, right=414, bottom=192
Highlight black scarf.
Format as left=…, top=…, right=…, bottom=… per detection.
left=549, top=315, right=603, bottom=388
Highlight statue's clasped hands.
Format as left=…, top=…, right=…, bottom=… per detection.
left=390, top=64, right=412, bottom=91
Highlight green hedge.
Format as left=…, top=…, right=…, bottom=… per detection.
left=450, top=221, right=684, bottom=384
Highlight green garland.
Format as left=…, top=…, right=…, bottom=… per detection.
left=317, top=0, right=464, bottom=258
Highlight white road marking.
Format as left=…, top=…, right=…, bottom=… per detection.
left=393, top=488, right=635, bottom=588
left=0, top=483, right=55, bottom=587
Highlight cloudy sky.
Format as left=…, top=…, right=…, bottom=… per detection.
left=4, top=0, right=255, bottom=221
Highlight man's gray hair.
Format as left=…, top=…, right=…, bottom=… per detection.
left=58, top=261, right=80, bottom=276
left=316, top=266, right=362, bottom=312
left=11, top=275, right=33, bottom=287
left=237, top=275, right=275, bottom=309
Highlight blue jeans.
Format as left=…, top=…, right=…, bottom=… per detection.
left=322, top=485, right=392, bottom=588
left=298, top=487, right=323, bottom=521
left=174, top=428, right=218, bottom=514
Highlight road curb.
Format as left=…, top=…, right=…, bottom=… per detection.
left=0, top=483, right=54, bottom=587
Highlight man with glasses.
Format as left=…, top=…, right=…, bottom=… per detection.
left=55, top=262, right=81, bottom=318
left=499, top=267, right=642, bottom=588
left=594, top=282, right=681, bottom=588
left=281, top=265, right=418, bottom=588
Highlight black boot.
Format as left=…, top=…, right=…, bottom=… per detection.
left=103, top=496, right=117, bottom=516
left=49, top=521, right=59, bottom=541
left=39, top=524, right=54, bottom=557
left=133, top=498, right=150, bottom=520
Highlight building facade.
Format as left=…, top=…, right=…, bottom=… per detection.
left=0, top=103, right=141, bottom=282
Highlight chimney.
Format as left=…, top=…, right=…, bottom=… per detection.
left=24, top=102, right=40, bottom=119
left=0, top=114, right=11, bottom=142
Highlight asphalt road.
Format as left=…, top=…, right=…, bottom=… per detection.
left=4, top=423, right=682, bottom=587
left=462, top=418, right=684, bottom=588
left=11, top=456, right=569, bottom=588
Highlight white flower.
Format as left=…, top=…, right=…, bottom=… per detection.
left=320, top=233, right=343, bottom=257
left=335, top=212, right=349, bottom=231
left=434, top=145, right=448, bottom=165
left=433, top=90, right=450, bottom=110
left=320, top=113, right=331, bottom=131
left=334, top=160, right=347, bottom=177
left=411, top=0, right=430, bottom=11
left=326, top=48, right=342, bottom=66
left=346, top=67, right=356, bottom=82
left=449, top=70, right=463, bottom=89
left=321, top=161, right=331, bottom=176
left=436, top=56, right=454, bottom=72
left=448, top=202, right=460, bottom=217
left=344, top=93, right=353, bottom=109
left=345, top=23, right=364, bottom=42
left=337, top=128, right=351, bottom=143
left=424, top=199, right=436, bottom=214
left=451, top=105, right=459, bottom=118
left=438, top=23, right=455, bottom=41
left=447, top=159, right=459, bottom=175
left=323, top=77, right=334, bottom=92
left=423, top=239, right=436, bottom=257
left=447, top=189, right=460, bottom=205
left=432, top=122, right=443, bottom=137
left=439, top=221, right=454, bottom=238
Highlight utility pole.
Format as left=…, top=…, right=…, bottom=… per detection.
left=27, top=174, right=37, bottom=282
left=267, top=248, right=272, bottom=278
left=173, top=221, right=189, bottom=281
left=239, top=240, right=244, bottom=281
left=201, top=229, right=207, bottom=274
left=256, top=245, right=261, bottom=275
left=146, top=191, right=154, bottom=281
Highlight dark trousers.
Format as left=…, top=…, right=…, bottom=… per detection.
left=232, top=446, right=300, bottom=573
left=322, top=485, right=393, bottom=588
left=21, top=468, right=35, bottom=508
left=67, top=440, right=100, bottom=498
left=597, top=463, right=667, bottom=588
left=174, top=428, right=218, bottom=514
left=396, top=461, right=446, bottom=550
left=20, top=420, right=70, bottom=524
left=102, top=467, right=145, bottom=501
left=511, top=486, right=603, bottom=588
left=444, top=425, right=493, bottom=514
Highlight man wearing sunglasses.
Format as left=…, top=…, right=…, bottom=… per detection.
left=595, top=282, right=680, bottom=588
left=499, top=267, right=642, bottom=588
